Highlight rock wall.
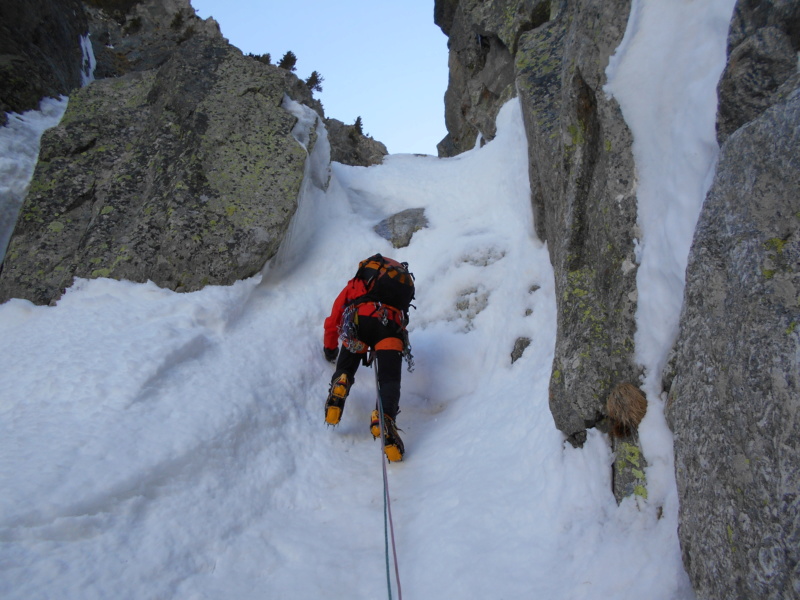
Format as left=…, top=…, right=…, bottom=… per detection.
left=437, top=1, right=800, bottom=595
left=0, top=0, right=88, bottom=125
left=434, top=0, right=520, bottom=156
left=436, top=0, right=640, bottom=454
left=0, top=0, right=389, bottom=305
left=668, top=88, right=799, bottom=600
left=666, top=1, right=800, bottom=598
left=84, top=0, right=223, bottom=78
left=0, top=0, right=324, bottom=304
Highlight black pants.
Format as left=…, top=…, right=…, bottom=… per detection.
left=332, top=315, right=403, bottom=420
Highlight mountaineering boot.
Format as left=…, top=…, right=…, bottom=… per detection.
left=325, top=374, right=351, bottom=425
left=371, top=410, right=404, bottom=462
left=382, top=416, right=404, bottom=462
left=370, top=410, right=381, bottom=438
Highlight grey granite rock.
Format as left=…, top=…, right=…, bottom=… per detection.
left=667, top=85, right=800, bottom=600
left=0, top=31, right=311, bottom=304
left=373, top=208, right=428, bottom=249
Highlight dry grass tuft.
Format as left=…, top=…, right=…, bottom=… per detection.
left=607, top=382, right=647, bottom=437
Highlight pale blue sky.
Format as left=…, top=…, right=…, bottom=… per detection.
left=191, top=0, right=450, bottom=155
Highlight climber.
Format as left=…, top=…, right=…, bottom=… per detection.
left=322, top=254, right=415, bottom=462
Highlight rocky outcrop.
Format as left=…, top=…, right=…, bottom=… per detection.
left=0, top=0, right=88, bottom=125
left=666, top=1, right=800, bottom=598
left=436, top=0, right=639, bottom=453
left=716, top=0, right=800, bottom=143
left=0, top=0, right=385, bottom=304
left=435, top=0, right=525, bottom=156
left=521, top=1, right=639, bottom=452
left=84, top=0, right=219, bottom=79
left=324, top=118, right=388, bottom=167
left=0, top=1, right=320, bottom=304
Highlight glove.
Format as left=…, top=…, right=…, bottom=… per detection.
left=324, top=346, right=339, bottom=363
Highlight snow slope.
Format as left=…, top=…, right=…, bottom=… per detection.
left=0, top=98, right=685, bottom=600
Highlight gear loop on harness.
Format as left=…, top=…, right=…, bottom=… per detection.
left=402, top=335, right=415, bottom=373
left=377, top=302, right=389, bottom=326
left=338, top=304, right=367, bottom=353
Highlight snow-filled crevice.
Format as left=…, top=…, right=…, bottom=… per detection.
left=603, top=0, right=739, bottom=533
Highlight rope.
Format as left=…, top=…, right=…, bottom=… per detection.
left=374, top=356, right=403, bottom=600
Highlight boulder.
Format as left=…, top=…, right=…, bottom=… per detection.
left=0, top=30, right=312, bottom=304
left=373, top=208, right=428, bottom=248
left=510, top=336, right=531, bottom=363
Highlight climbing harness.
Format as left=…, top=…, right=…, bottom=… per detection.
left=342, top=301, right=415, bottom=373
left=375, top=303, right=415, bottom=373
left=374, top=359, right=403, bottom=600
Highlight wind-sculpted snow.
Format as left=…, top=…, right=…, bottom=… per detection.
left=0, top=100, right=692, bottom=599
left=0, top=278, right=259, bottom=530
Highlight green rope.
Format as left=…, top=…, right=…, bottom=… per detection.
left=374, top=358, right=402, bottom=600
left=382, top=454, right=393, bottom=600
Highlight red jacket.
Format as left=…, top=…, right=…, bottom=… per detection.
left=323, top=278, right=404, bottom=350
left=323, top=278, right=367, bottom=350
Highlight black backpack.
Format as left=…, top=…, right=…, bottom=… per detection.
left=350, top=254, right=415, bottom=313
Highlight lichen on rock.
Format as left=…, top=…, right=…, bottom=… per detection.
left=0, top=9, right=318, bottom=304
